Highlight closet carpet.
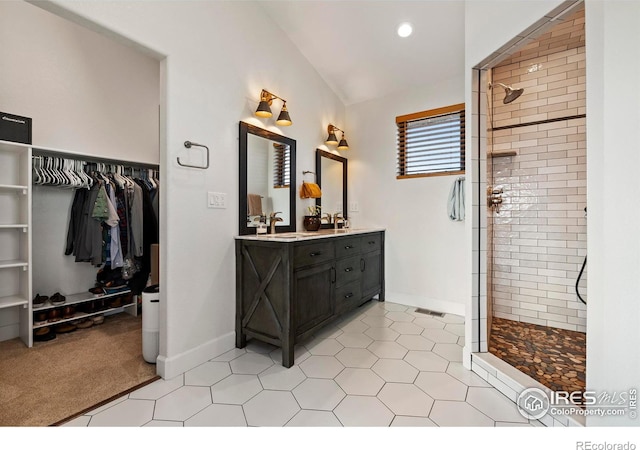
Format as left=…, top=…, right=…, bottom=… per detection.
left=0, top=314, right=158, bottom=427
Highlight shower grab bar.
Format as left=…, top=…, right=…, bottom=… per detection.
left=177, top=140, right=210, bottom=169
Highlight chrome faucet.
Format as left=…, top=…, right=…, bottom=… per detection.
left=269, top=212, right=283, bottom=234
left=333, top=212, right=343, bottom=230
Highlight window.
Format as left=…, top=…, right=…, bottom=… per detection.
left=273, top=143, right=290, bottom=188
left=396, top=103, right=465, bottom=178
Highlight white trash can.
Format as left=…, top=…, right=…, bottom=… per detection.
left=142, top=284, right=160, bottom=363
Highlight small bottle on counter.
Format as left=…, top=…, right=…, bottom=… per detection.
left=256, top=222, right=267, bottom=235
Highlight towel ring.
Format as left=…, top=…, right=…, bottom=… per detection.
left=302, top=170, right=316, bottom=181
left=178, top=141, right=210, bottom=169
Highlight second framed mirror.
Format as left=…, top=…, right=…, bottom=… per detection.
left=315, top=149, right=347, bottom=229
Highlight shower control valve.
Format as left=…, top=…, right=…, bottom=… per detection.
left=487, top=185, right=504, bottom=213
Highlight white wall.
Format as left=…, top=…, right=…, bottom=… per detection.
left=0, top=1, right=160, bottom=163
left=39, top=0, right=345, bottom=378
left=585, top=0, right=640, bottom=427
left=346, top=77, right=466, bottom=315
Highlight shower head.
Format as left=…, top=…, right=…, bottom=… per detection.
left=490, top=82, right=525, bottom=104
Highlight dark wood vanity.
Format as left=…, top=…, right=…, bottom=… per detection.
left=235, top=229, right=385, bottom=367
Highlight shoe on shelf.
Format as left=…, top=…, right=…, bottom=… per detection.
left=89, top=286, right=104, bottom=296
left=34, top=311, right=48, bottom=325
left=32, top=294, right=48, bottom=308
left=108, top=297, right=122, bottom=308
left=33, top=327, right=56, bottom=342
left=54, top=323, right=77, bottom=334
left=62, top=305, right=76, bottom=319
left=76, top=319, right=94, bottom=329
left=50, top=293, right=66, bottom=306
left=47, top=308, right=61, bottom=323
left=92, top=315, right=105, bottom=325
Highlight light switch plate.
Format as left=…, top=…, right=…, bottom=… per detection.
left=208, top=192, right=227, bottom=209
left=350, top=201, right=359, bottom=212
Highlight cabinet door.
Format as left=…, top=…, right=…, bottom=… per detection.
left=361, top=251, right=382, bottom=298
left=294, top=261, right=334, bottom=335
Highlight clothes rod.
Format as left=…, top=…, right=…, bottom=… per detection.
left=32, top=147, right=159, bottom=170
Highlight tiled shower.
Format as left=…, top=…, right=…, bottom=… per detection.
left=485, top=7, right=587, bottom=392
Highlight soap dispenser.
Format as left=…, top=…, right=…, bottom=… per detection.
left=256, top=214, right=267, bottom=234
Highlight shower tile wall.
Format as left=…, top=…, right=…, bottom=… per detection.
left=488, top=9, right=586, bottom=333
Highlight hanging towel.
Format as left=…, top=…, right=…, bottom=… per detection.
left=247, top=193, right=263, bottom=216
left=300, top=181, right=322, bottom=199
left=448, top=176, right=465, bottom=221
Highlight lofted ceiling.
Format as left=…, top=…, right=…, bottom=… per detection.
left=259, top=1, right=465, bottom=106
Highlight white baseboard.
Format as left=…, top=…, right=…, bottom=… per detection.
left=156, top=331, right=235, bottom=379
left=384, top=291, right=465, bottom=317
left=0, top=323, right=19, bottom=343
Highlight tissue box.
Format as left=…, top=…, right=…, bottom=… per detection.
left=0, top=112, right=32, bottom=144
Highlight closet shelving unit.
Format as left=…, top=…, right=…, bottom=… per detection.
left=0, top=140, right=32, bottom=346
left=0, top=139, right=158, bottom=347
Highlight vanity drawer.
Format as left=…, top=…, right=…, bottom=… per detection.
left=335, top=256, right=361, bottom=287
left=361, top=233, right=381, bottom=254
left=294, top=241, right=335, bottom=269
left=336, top=237, right=361, bottom=259
left=335, top=281, right=362, bottom=315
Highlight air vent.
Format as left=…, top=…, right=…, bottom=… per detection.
left=414, top=308, right=445, bottom=318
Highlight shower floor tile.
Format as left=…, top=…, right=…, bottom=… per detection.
left=489, top=317, right=586, bottom=396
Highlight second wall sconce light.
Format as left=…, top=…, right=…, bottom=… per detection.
left=325, top=124, right=349, bottom=150
left=255, top=89, right=292, bottom=126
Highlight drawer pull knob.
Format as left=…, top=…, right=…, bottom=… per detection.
left=309, top=252, right=322, bottom=257
left=344, top=267, right=353, bottom=272
left=344, top=245, right=353, bottom=249
left=344, top=293, right=354, bottom=299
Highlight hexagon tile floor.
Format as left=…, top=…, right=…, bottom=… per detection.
left=62, top=301, right=541, bottom=427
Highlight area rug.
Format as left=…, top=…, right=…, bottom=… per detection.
left=0, top=313, right=158, bottom=426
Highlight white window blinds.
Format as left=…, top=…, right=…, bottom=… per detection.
left=397, top=103, right=465, bottom=178
left=273, top=143, right=290, bottom=188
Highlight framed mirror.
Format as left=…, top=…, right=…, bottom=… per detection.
left=315, top=149, right=347, bottom=229
left=239, top=121, right=296, bottom=235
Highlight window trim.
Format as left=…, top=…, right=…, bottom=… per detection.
left=396, top=103, right=465, bottom=180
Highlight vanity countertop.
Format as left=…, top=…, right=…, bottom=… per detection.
left=235, top=227, right=385, bottom=242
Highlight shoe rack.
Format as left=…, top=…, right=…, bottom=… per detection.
left=0, top=140, right=32, bottom=346
left=32, top=290, right=135, bottom=334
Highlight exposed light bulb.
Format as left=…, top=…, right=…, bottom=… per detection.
left=397, top=22, right=413, bottom=38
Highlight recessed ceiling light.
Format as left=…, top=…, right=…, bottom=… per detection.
left=397, top=22, right=413, bottom=38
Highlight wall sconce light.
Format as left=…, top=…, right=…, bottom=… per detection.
left=255, top=89, right=292, bottom=126
left=325, top=124, right=349, bottom=150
